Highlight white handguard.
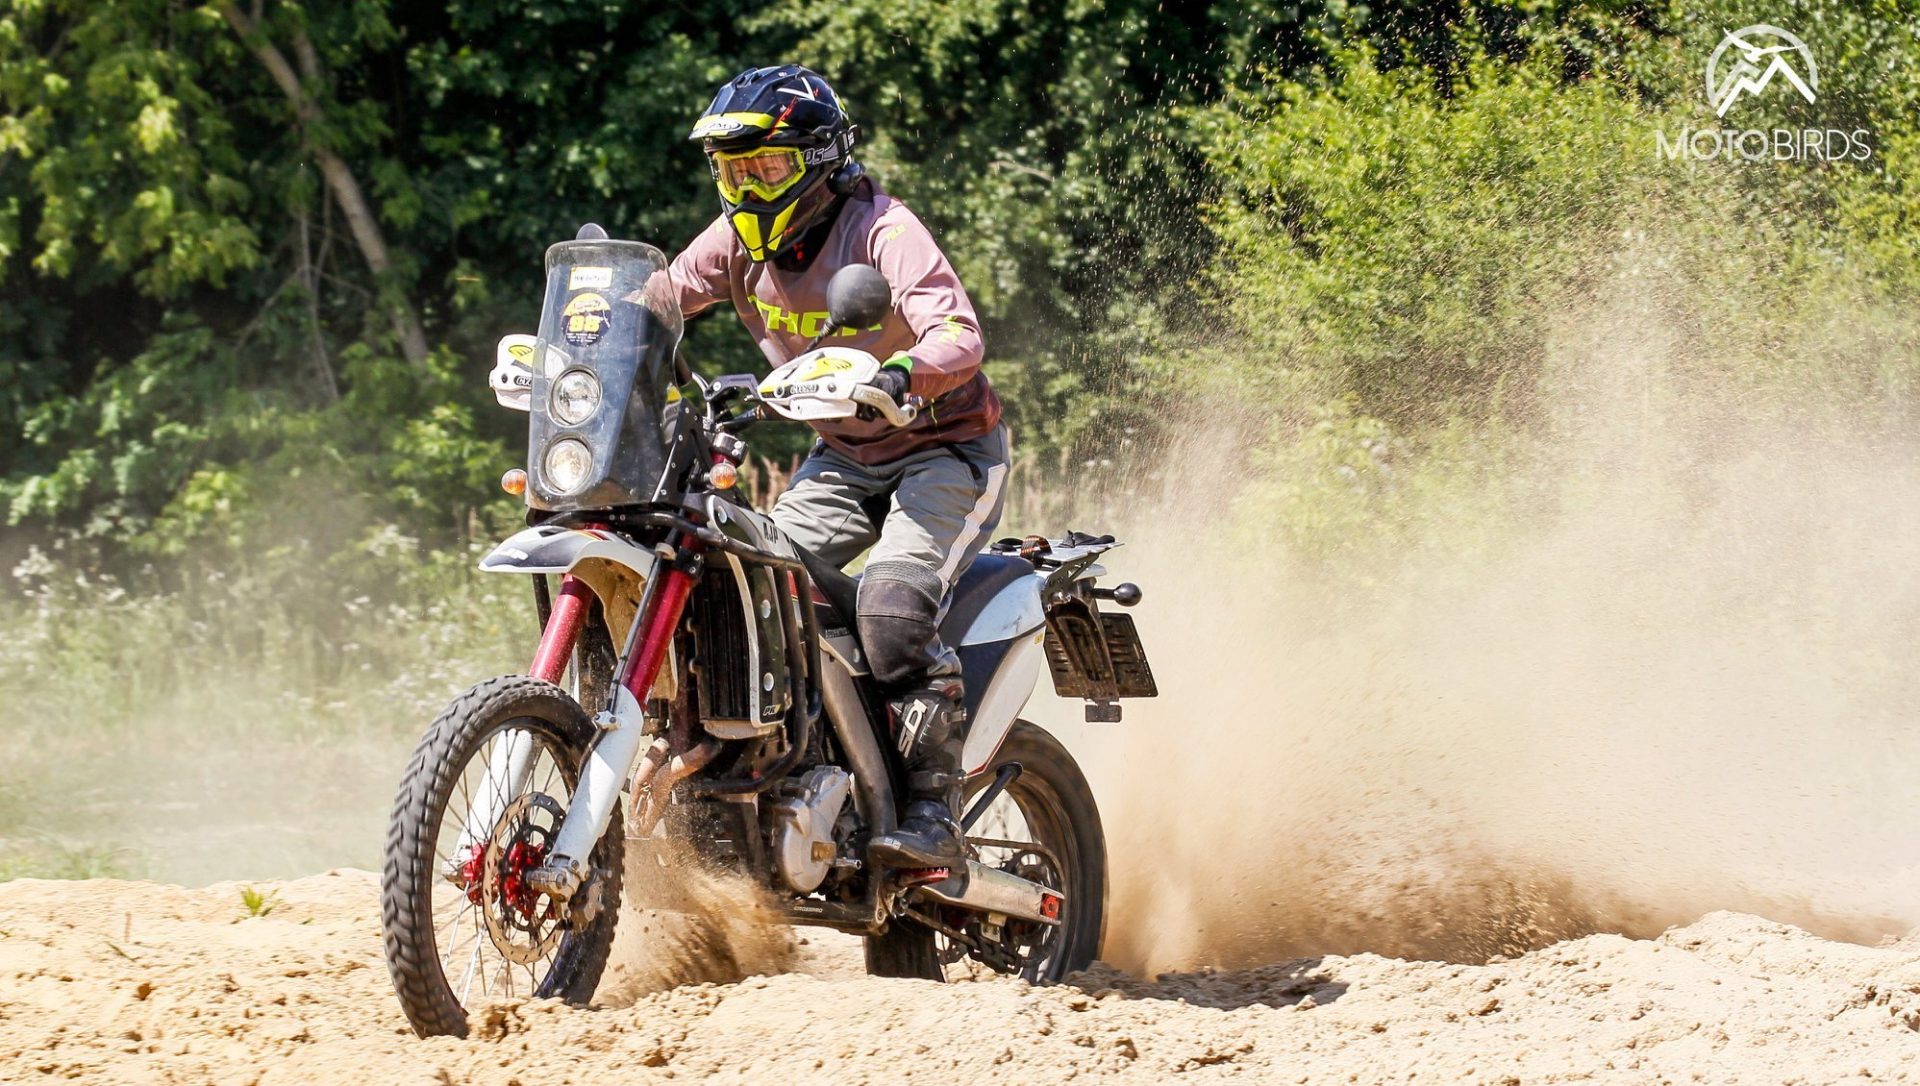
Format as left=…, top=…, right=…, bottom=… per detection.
left=758, top=347, right=918, bottom=427
left=491, top=334, right=538, bottom=411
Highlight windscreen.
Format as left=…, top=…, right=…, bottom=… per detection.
left=526, top=238, right=685, bottom=511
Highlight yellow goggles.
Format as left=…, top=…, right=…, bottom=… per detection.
left=711, top=146, right=807, bottom=205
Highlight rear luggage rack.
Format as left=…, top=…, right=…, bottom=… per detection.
left=991, top=530, right=1118, bottom=568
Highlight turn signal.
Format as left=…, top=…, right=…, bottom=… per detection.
left=709, top=461, right=739, bottom=490
left=500, top=468, right=528, bottom=496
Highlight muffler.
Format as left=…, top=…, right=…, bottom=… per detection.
left=917, top=861, right=1064, bottom=926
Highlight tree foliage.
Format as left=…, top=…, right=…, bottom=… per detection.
left=1, top=0, right=1915, bottom=576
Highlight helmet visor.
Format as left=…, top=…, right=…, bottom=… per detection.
left=711, top=146, right=807, bottom=205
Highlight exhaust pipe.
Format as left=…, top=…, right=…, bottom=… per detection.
left=917, top=861, right=1064, bottom=927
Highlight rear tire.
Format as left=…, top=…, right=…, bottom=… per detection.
left=381, top=675, right=624, bottom=1037
left=863, top=719, right=1106, bottom=982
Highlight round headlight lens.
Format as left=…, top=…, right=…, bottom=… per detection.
left=551, top=369, right=601, bottom=425
left=543, top=438, right=593, bottom=494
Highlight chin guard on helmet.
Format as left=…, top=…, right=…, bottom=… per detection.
left=690, top=64, right=860, bottom=262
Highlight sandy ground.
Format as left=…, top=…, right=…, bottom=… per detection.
left=4, top=871, right=1920, bottom=1084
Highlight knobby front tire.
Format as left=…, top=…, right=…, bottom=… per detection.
left=381, top=675, right=624, bottom=1038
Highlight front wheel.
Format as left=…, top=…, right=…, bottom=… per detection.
left=865, top=720, right=1106, bottom=983
left=381, top=675, right=624, bottom=1037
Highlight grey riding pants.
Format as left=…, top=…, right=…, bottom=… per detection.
left=770, top=424, right=1010, bottom=685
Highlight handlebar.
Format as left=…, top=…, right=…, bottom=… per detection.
left=847, top=383, right=919, bottom=427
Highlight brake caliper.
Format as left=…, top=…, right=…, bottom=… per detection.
left=450, top=838, right=551, bottom=919
left=499, top=839, right=550, bottom=919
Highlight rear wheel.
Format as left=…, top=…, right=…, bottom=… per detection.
left=381, top=675, right=624, bottom=1037
left=864, top=720, right=1106, bottom=983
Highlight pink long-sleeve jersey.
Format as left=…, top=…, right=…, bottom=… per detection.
left=666, top=178, right=1000, bottom=465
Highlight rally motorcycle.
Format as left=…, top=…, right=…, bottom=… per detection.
left=379, top=227, right=1157, bottom=1038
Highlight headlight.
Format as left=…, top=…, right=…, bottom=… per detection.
left=543, top=438, right=593, bottom=494
left=551, top=369, right=601, bottom=425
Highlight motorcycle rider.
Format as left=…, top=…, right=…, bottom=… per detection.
left=665, top=65, right=1006, bottom=869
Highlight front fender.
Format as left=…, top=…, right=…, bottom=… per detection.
left=480, top=525, right=662, bottom=660
left=478, top=524, right=658, bottom=578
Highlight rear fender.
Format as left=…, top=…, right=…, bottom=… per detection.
left=957, top=562, right=1102, bottom=648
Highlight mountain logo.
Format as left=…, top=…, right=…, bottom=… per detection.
left=1706, top=24, right=1817, bottom=117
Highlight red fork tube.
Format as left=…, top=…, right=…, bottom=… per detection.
left=529, top=575, right=594, bottom=684
left=619, top=565, right=697, bottom=702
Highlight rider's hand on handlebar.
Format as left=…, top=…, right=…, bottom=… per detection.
left=856, top=366, right=911, bottom=422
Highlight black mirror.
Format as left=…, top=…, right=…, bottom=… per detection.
left=826, top=264, right=891, bottom=330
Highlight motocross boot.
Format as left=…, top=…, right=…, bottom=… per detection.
left=868, top=677, right=968, bottom=869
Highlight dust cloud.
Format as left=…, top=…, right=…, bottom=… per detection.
left=1070, top=284, right=1920, bottom=975
left=596, top=843, right=799, bottom=1003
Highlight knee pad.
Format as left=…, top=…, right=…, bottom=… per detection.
left=856, top=559, right=944, bottom=686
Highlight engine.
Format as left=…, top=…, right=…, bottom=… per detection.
left=769, top=766, right=853, bottom=893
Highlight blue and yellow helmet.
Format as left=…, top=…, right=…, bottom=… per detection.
left=691, top=65, right=859, bottom=262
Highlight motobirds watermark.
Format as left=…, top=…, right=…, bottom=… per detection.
left=1656, top=23, right=1873, bottom=163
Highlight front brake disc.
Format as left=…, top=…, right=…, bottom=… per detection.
left=481, top=792, right=569, bottom=965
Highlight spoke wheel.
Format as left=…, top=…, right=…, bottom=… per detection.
left=864, top=720, right=1106, bottom=984
left=382, top=676, right=624, bottom=1038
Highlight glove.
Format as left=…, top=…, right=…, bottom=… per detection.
left=871, top=366, right=910, bottom=404
left=857, top=365, right=912, bottom=421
